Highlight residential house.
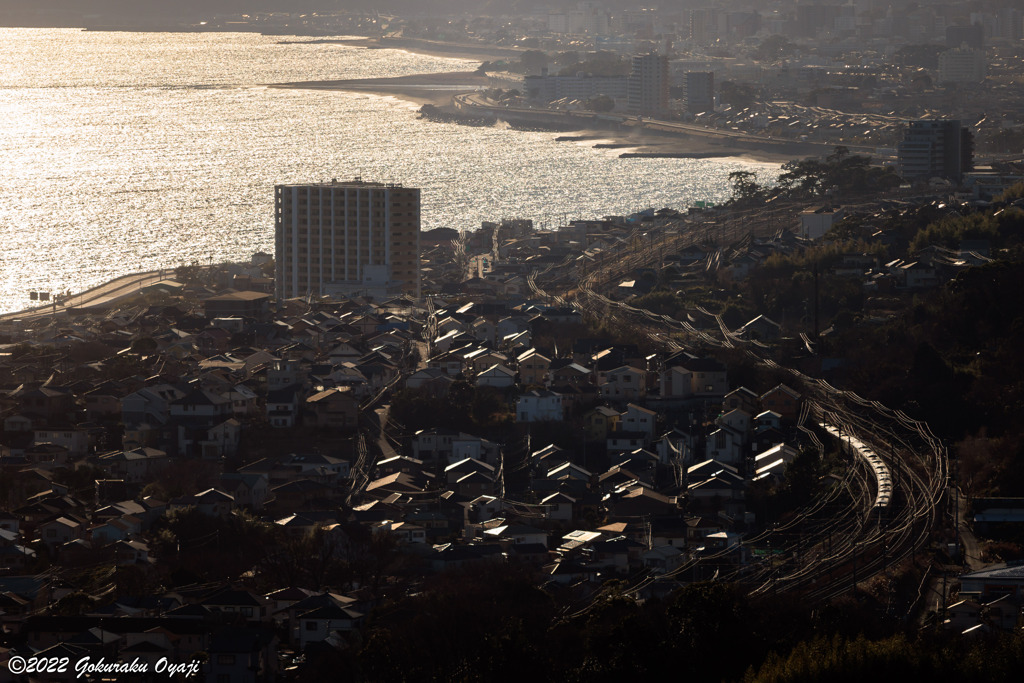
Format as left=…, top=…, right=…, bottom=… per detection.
left=305, top=388, right=359, bottom=430
left=739, top=315, right=781, bottom=341
left=959, top=564, right=1024, bottom=601
left=32, top=428, right=89, bottom=459
left=621, top=404, right=657, bottom=439
left=451, top=434, right=501, bottom=465
left=411, top=428, right=460, bottom=462
left=169, top=387, right=232, bottom=424
left=38, top=517, right=82, bottom=549
left=546, top=462, right=593, bottom=485
left=704, top=425, right=747, bottom=466
left=607, top=430, right=649, bottom=453
left=470, top=318, right=498, bottom=345
left=901, top=261, right=940, bottom=289
left=516, top=390, right=564, bottom=422
left=760, top=384, right=802, bottom=422
left=90, top=516, right=141, bottom=546
left=267, top=384, right=303, bottom=428
left=687, top=475, right=746, bottom=513
left=445, top=458, right=496, bottom=486
left=607, top=486, right=677, bottom=519
left=121, top=384, right=185, bottom=429
left=464, top=349, right=510, bottom=376
left=405, top=367, right=453, bottom=395
left=642, top=545, right=685, bottom=573
left=659, top=355, right=728, bottom=401
left=170, top=387, right=235, bottom=457
left=204, top=629, right=279, bottom=683
left=203, top=290, right=272, bottom=319
left=475, top=364, right=516, bottom=388
left=541, top=491, right=577, bottom=521
left=517, top=349, right=551, bottom=386
left=482, top=524, right=550, bottom=547
left=755, top=410, right=783, bottom=432
left=454, top=471, right=495, bottom=498
left=169, top=489, right=235, bottom=518
left=83, top=385, right=123, bottom=420
left=201, top=588, right=271, bottom=623
left=753, top=443, right=799, bottom=474
left=9, top=386, right=76, bottom=423
left=224, top=384, right=259, bottom=417
left=550, top=361, right=592, bottom=386
left=284, top=453, right=350, bottom=481
left=197, top=418, right=241, bottom=460
left=270, top=479, right=333, bottom=509
left=723, top=387, right=760, bottom=415
left=97, top=447, right=168, bottom=485
left=218, top=473, right=270, bottom=510
left=112, top=539, right=151, bottom=566
left=297, top=603, right=364, bottom=649
left=591, top=536, right=645, bottom=575
left=584, top=406, right=621, bottom=441
left=717, top=409, right=752, bottom=437
left=653, top=425, right=701, bottom=465
left=599, top=366, right=648, bottom=402
left=24, top=443, right=70, bottom=466
left=800, top=205, right=844, bottom=240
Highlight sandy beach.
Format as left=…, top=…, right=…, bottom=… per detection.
left=275, top=39, right=817, bottom=165
left=273, top=70, right=490, bottom=107
left=333, top=36, right=523, bottom=64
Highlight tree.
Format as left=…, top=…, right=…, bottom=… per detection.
left=996, top=181, right=1024, bottom=203
left=517, top=49, right=548, bottom=75
left=728, top=170, right=766, bottom=206
left=130, top=336, right=158, bottom=355
left=894, top=44, right=945, bottom=69
left=719, top=80, right=757, bottom=109
left=754, top=35, right=796, bottom=62
left=585, top=94, right=615, bottom=112
left=174, top=260, right=204, bottom=284
left=909, top=71, right=933, bottom=90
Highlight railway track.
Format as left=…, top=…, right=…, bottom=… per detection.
left=534, top=206, right=948, bottom=612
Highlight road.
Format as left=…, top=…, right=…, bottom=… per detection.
left=0, top=269, right=173, bottom=323
left=452, top=93, right=875, bottom=158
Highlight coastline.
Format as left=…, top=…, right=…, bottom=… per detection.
left=271, top=70, right=490, bottom=108
left=274, top=39, right=812, bottom=165
left=275, top=71, right=803, bottom=164
left=329, top=36, right=524, bottom=64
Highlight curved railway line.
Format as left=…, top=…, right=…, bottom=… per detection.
left=528, top=206, right=949, bottom=612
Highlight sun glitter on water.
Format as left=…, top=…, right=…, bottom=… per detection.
left=0, top=28, right=777, bottom=314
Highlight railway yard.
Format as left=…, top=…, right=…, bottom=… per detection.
left=524, top=201, right=952, bottom=609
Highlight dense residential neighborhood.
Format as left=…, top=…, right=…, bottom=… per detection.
left=1, top=0, right=1024, bottom=676
left=2, top=174, right=1024, bottom=679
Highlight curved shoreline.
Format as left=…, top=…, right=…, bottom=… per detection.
left=275, top=73, right=809, bottom=164
left=271, top=38, right=840, bottom=165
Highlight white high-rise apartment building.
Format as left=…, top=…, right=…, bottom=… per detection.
left=275, top=179, right=421, bottom=301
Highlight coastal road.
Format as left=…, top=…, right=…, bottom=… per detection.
left=453, top=93, right=875, bottom=158
left=0, top=269, right=173, bottom=323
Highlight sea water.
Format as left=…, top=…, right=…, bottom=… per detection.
left=0, top=28, right=776, bottom=313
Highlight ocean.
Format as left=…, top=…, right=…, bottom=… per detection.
left=0, top=28, right=776, bottom=314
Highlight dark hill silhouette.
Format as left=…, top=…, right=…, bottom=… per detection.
left=0, top=0, right=584, bottom=26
